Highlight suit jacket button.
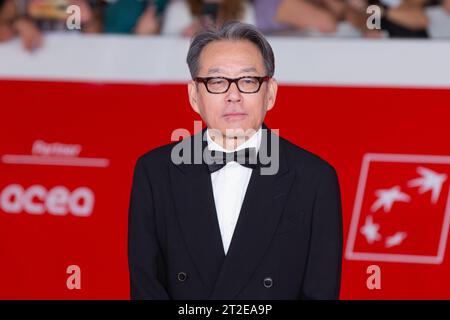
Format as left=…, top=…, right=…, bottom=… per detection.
left=263, top=277, right=273, bottom=288
left=177, top=272, right=187, bottom=282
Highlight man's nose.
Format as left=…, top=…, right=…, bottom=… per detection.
left=226, top=82, right=242, bottom=102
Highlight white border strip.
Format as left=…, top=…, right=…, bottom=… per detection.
left=0, top=33, right=450, bottom=88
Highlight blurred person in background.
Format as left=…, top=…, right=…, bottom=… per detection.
left=103, top=0, right=168, bottom=34
left=0, top=0, right=15, bottom=42
left=345, top=0, right=431, bottom=38
left=0, top=0, right=101, bottom=51
left=161, top=0, right=254, bottom=36
left=254, top=0, right=435, bottom=37
left=257, top=0, right=346, bottom=34
left=182, top=0, right=246, bottom=36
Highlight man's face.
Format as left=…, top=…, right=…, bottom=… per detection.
left=188, top=40, right=277, bottom=139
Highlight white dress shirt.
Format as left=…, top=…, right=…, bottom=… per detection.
left=206, top=127, right=262, bottom=255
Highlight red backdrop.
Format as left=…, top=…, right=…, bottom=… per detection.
left=1, top=79, right=450, bottom=299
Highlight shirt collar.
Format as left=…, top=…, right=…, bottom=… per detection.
left=206, top=126, right=262, bottom=153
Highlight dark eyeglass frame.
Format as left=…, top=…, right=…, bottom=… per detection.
left=194, top=76, right=271, bottom=94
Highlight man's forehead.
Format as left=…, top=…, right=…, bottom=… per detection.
left=198, top=40, right=265, bottom=75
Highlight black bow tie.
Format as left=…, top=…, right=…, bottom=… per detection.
left=206, top=147, right=259, bottom=173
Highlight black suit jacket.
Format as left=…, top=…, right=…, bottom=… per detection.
left=128, top=124, right=343, bottom=300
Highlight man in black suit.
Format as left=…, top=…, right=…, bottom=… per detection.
left=128, top=21, right=343, bottom=300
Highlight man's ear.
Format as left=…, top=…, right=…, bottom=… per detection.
left=265, top=78, right=278, bottom=112
left=188, top=80, right=200, bottom=114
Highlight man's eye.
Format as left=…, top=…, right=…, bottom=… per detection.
left=210, top=79, right=226, bottom=85
left=242, top=78, right=257, bottom=84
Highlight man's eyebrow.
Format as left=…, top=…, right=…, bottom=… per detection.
left=206, top=68, right=223, bottom=75
left=240, top=67, right=257, bottom=73
left=206, top=67, right=258, bottom=75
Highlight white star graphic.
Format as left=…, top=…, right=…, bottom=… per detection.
left=408, top=166, right=447, bottom=204
left=360, top=216, right=382, bottom=244
left=371, top=185, right=411, bottom=213
left=385, top=232, right=407, bottom=248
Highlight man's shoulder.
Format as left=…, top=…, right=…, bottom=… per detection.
left=136, top=140, right=180, bottom=170
left=279, top=135, right=337, bottom=177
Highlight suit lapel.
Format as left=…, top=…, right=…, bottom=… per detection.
left=169, top=128, right=225, bottom=294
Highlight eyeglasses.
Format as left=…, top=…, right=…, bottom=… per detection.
left=194, top=76, right=271, bottom=94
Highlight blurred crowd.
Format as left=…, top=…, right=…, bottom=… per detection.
left=0, top=0, right=449, bottom=51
